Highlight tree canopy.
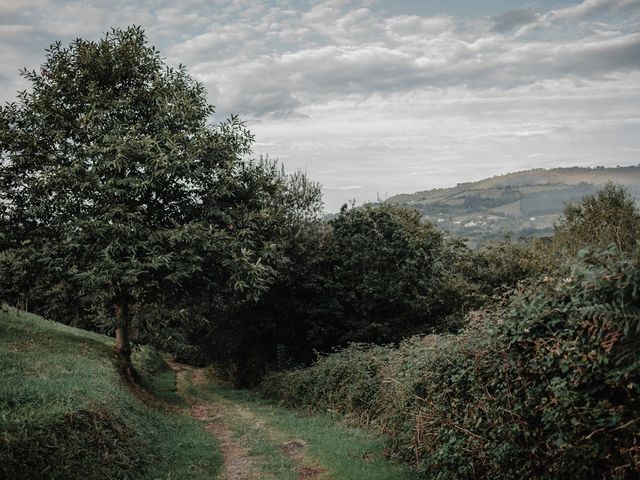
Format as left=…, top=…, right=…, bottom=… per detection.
left=0, top=26, right=321, bottom=377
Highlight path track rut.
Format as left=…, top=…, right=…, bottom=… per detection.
left=167, top=360, right=328, bottom=480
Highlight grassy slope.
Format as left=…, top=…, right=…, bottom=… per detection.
left=0, top=307, right=221, bottom=480
left=1, top=307, right=420, bottom=480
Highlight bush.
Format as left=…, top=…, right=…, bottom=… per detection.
left=553, top=182, right=640, bottom=255
left=261, top=248, right=640, bottom=479
left=324, top=203, right=450, bottom=344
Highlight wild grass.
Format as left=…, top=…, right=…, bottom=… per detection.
left=186, top=368, right=419, bottom=480
left=0, top=307, right=221, bottom=479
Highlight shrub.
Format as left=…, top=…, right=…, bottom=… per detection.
left=261, top=248, right=640, bottom=479
left=553, top=182, right=640, bottom=255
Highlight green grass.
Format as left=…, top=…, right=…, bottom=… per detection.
left=132, top=345, right=184, bottom=406
left=0, top=307, right=221, bottom=480
left=185, top=368, right=419, bottom=480
left=227, top=413, right=298, bottom=480
left=226, top=389, right=418, bottom=480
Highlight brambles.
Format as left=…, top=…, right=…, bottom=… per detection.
left=262, top=248, right=640, bottom=479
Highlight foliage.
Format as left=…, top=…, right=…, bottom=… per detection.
left=162, top=162, right=324, bottom=380
left=326, top=203, right=449, bottom=343
left=210, top=202, right=467, bottom=386
left=176, top=202, right=460, bottom=385
left=452, top=236, right=550, bottom=306
left=553, top=182, right=640, bottom=255
left=0, top=27, right=313, bottom=373
left=261, top=247, right=640, bottom=479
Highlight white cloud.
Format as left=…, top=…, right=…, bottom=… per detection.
left=515, top=0, right=640, bottom=34
left=542, top=0, right=640, bottom=23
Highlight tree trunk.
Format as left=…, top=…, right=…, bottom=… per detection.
left=114, top=300, right=137, bottom=382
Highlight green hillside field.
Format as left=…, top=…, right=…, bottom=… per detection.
left=1, top=307, right=420, bottom=480
left=0, top=306, right=222, bottom=480
left=388, top=165, right=640, bottom=246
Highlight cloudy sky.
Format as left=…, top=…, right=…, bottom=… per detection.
left=1, top=0, right=640, bottom=210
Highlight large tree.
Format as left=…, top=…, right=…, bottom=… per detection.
left=0, top=26, right=292, bottom=379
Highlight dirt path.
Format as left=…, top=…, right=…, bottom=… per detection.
left=167, top=361, right=328, bottom=480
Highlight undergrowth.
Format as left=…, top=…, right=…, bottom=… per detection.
left=0, top=308, right=221, bottom=479
left=261, top=248, right=640, bottom=479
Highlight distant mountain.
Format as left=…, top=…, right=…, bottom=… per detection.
left=388, top=165, right=640, bottom=247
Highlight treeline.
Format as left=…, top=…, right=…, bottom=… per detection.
left=187, top=201, right=550, bottom=384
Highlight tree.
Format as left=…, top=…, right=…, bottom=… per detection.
left=177, top=165, right=325, bottom=385
left=0, top=27, right=288, bottom=379
left=553, top=182, right=640, bottom=255
left=325, top=203, right=448, bottom=344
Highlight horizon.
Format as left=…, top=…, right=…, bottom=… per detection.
left=1, top=0, right=639, bottom=211
left=385, top=162, right=640, bottom=200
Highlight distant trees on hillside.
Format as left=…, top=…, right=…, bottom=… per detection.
left=553, top=182, right=640, bottom=255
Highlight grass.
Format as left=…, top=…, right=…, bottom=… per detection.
left=133, top=345, right=185, bottom=406
left=0, top=307, right=221, bottom=480
left=1, top=306, right=422, bottom=479
left=183, top=367, right=419, bottom=480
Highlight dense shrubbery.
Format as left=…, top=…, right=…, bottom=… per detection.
left=261, top=248, right=640, bottom=479
left=201, top=203, right=539, bottom=385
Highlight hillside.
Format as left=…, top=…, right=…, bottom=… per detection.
left=0, top=308, right=419, bottom=479
left=388, top=165, right=640, bottom=246
left=0, top=307, right=221, bottom=479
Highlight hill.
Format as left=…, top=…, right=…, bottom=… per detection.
left=0, top=307, right=221, bottom=479
left=388, top=165, right=640, bottom=246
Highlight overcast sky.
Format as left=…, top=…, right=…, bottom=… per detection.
left=1, top=0, right=639, bottom=210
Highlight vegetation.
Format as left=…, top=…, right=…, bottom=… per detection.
left=2, top=24, right=640, bottom=480
left=0, top=27, right=322, bottom=379
left=0, top=307, right=221, bottom=479
left=553, top=181, right=640, bottom=255
left=261, top=247, right=640, bottom=479
left=203, top=202, right=528, bottom=384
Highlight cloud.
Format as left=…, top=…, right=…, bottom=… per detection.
left=491, top=9, right=538, bottom=33
left=515, top=0, right=640, bottom=34
left=196, top=28, right=640, bottom=119
left=543, top=0, right=640, bottom=22
left=4, top=0, right=639, bottom=119
left=385, top=14, right=455, bottom=38
left=1, top=0, right=639, bottom=210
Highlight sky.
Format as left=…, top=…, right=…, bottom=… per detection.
left=1, top=0, right=639, bottom=211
